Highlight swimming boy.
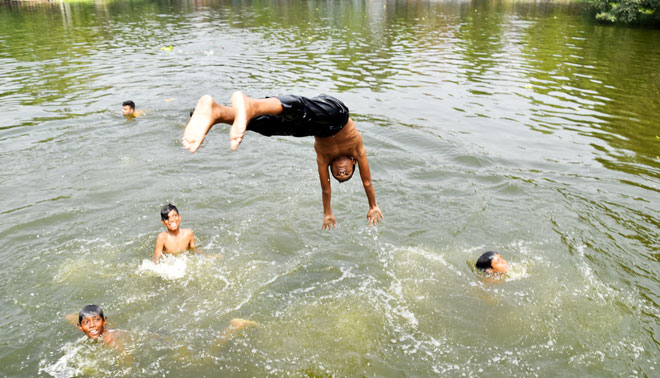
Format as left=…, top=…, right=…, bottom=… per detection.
left=122, top=100, right=145, bottom=118
left=67, top=305, right=256, bottom=351
left=182, top=91, right=383, bottom=230
left=66, top=304, right=122, bottom=348
left=153, top=204, right=196, bottom=263
left=476, top=251, right=509, bottom=274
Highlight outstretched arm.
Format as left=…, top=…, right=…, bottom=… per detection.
left=355, top=146, right=383, bottom=226
left=317, top=157, right=336, bottom=229
left=153, top=233, right=166, bottom=263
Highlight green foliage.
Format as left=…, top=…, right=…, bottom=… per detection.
left=592, top=0, right=660, bottom=24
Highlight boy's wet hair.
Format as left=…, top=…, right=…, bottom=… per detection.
left=79, top=304, right=105, bottom=324
left=476, top=251, right=497, bottom=270
left=122, top=100, right=135, bottom=109
left=161, top=203, right=179, bottom=220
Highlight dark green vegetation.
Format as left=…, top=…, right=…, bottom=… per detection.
left=592, top=0, right=660, bottom=24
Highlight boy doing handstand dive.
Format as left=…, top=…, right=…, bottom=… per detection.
left=181, top=92, right=383, bottom=230
left=153, top=204, right=195, bottom=263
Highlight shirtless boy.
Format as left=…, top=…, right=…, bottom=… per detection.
left=66, top=304, right=122, bottom=348
left=122, top=100, right=145, bottom=118
left=66, top=305, right=256, bottom=352
left=181, top=92, right=383, bottom=229
left=153, top=204, right=195, bottom=263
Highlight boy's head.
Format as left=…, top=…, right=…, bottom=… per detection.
left=160, top=203, right=180, bottom=231
left=330, top=155, right=357, bottom=183
left=122, top=100, right=135, bottom=116
left=77, top=304, right=106, bottom=339
left=476, top=251, right=509, bottom=274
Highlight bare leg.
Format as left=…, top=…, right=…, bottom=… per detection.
left=229, top=91, right=283, bottom=151
left=182, top=95, right=235, bottom=153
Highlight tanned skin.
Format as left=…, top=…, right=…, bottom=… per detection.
left=181, top=92, right=383, bottom=229
left=153, top=209, right=196, bottom=263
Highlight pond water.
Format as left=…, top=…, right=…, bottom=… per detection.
left=1, top=0, right=659, bottom=376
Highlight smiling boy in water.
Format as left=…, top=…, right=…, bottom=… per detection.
left=66, top=305, right=256, bottom=352
left=65, top=305, right=123, bottom=349
left=181, top=91, right=383, bottom=229
left=153, top=204, right=196, bottom=263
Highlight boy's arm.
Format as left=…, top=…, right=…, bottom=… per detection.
left=317, top=156, right=336, bottom=229
left=189, top=230, right=196, bottom=250
left=354, top=145, right=383, bottom=226
left=153, top=233, right=166, bottom=263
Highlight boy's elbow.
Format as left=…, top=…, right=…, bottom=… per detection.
left=362, top=180, right=373, bottom=189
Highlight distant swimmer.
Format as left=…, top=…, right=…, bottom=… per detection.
left=182, top=92, right=383, bottom=229
left=476, top=251, right=509, bottom=275
left=153, top=204, right=196, bottom=263
left=122, top=100, right=145, bottom=118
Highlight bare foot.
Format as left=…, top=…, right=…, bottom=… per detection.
left=182, top=95, right=218, bottom=153
left=229, top=91, right=254, bottom=151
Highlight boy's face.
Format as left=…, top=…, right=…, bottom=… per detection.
left=331, top=156, right=356, bottom=182
left=162, top=209, right=180, bottom=231
left=78, top=315, right=106, bottom=339
left=122, top=105, right=134, bottom=116
left=489, top=254, right=509, bottom=274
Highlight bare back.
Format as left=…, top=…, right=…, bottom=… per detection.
left=313, top=118, right=365, bottom=165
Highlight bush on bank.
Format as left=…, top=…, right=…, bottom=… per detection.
left=592, top=0, right=660, bottom=24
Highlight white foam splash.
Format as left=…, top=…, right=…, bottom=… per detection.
left=138, top=255, right=187, bottom=280
left=504, top=263, right=529, bottom=281
left=40, top=340, right=85, bottom=378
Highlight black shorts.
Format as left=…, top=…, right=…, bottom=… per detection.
left=247, top=94, right=349, bottom=138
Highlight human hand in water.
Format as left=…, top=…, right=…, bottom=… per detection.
left=367, top=206, right=383, bottom=227
left=322, top=214, right=336, bottom=230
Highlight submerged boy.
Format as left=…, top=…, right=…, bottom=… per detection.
left=181, top=92, right=383, bottom=229
left=153, top=204, right=196, bottom=263
left=476, top=251, right=509, bottom=275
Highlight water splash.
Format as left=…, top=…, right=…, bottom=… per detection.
left=138, top=255, right=187, bottom=280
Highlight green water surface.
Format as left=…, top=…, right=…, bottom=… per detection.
left=0, top=0, right=658, bottom=377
